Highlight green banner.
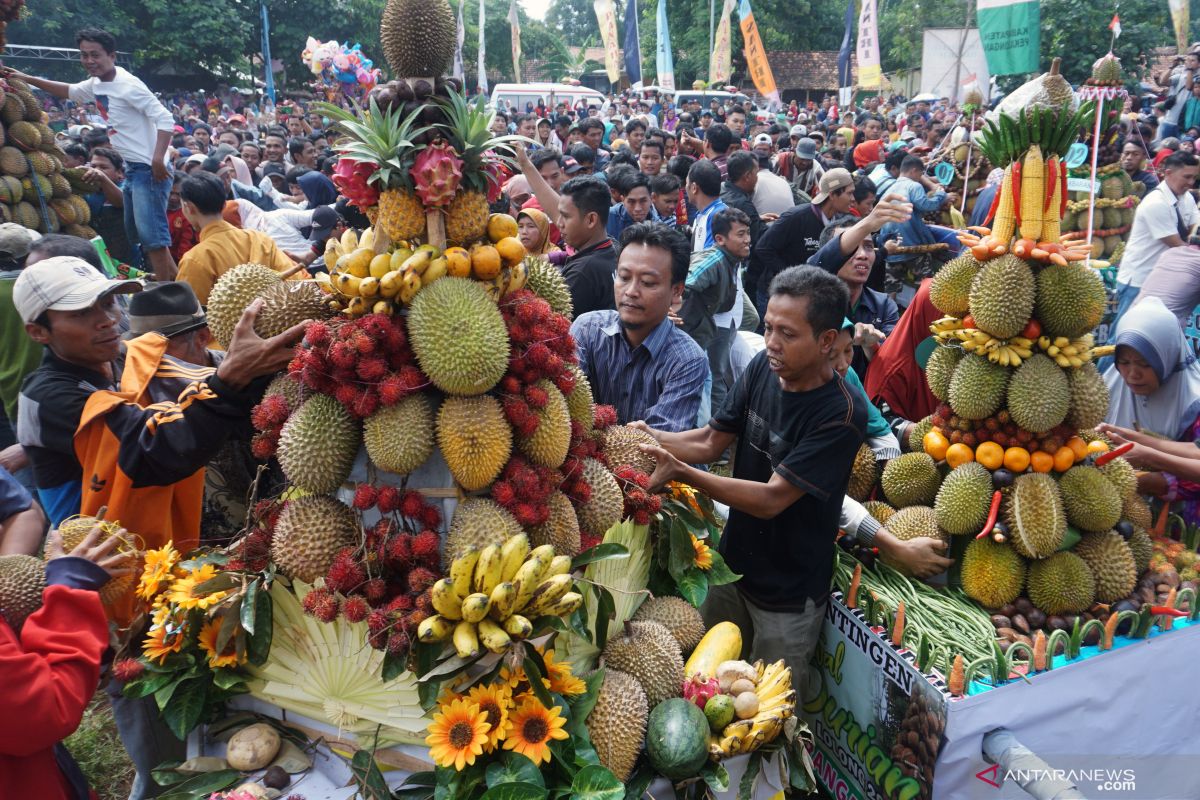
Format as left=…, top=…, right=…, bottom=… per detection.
left=977, top=0, right=1040, bottom=76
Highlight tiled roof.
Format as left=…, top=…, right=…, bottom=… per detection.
left=767, top=51, right=856, bottom=91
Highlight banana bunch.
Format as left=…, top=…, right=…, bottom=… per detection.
left=709, top=660, right=796, bottom=761
left=482, top=259, right=529, bottom=303
left=416, top=534, right=581, bottom=658
left=323, top=226, right=369, bottom=262
left=987, top=335, right=1034, bottom=367
left=929, top=316, right=966, bottom=344
left=328, top=242, right=451, bottom=318
left=1036, top=334, right=1111, bottom=367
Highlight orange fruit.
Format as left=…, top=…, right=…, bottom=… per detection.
left=494, top=236, right=527, bottom=267
left=1052, top=446, right=1076, bottom=472
left=1003, top=446, right=1031, bottom=473
left=470, top=244, right=502, bottom=280
left=444, top=247, right=471, bottom=278
left=975, top=441, right=1004, bottom=470
left=1087, top=439, right=1110, bottom=455
left=1066, top=436, right=1089, bottom=462
left=487, top=213, right=518, bottom=242
left=1030, top=451, right=1054, bottom=473
left=923, top=429, right=950, bottom=461
left=946, top=443, right=975, bottom=468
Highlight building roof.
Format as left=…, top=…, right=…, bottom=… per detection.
left=767, top=51, right=856, bottom=91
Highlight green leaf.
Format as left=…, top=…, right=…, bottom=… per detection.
left=570, top=764, right=624, bottom=800
left=668, top=517, right=696, bottom=580
left=417, top=677, right=441, bottom=713
left=154, top=769, right=240, bottom=800
left=676, top=568, right=709, bottom=608
left=215, top=597, right=242, bottom=655
left=123, top=669, right=174, bottom=699
left=382, top=650, right=407, bottom=682
left=153, top=675, right=184, bottom=711
left=419, top=652, right=477, bottom=682
left=486, top=752, right=546, bottom=788
left=571, top=543, right=628, bottom=570
left=246, top=591, right=272, bottom=666
left=240, top=579, right=259, bottom=635
left=705, top=550, right=740, bottom=586
left=523, top=651, right=556, bottom=710
left=623, top=760, right=654, bottom=800
left=350, top=747, right=392, bottom=800
left=700, top=761, right=730, bottom=793
left=738, top=751, right=762, bottom=800
left=593, top=585, right=615, bottom=652
left=479, top=782, right=548, bottom=800
left=150, top=762, right=186, bottom=787
left=191, top=571, right=239, bottom=596
left=210, top=668, right=244, bottom=691
left=161, top=679, right=207, bottom=739
left=567, top=667, right=605, bottom=737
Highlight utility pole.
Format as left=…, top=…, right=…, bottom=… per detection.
left=951, top=0, right=974, bottom=104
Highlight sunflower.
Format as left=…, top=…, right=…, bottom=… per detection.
left=668, top=481, right=703, bottom=515
left=499, top=661, right=527, bottom=689
left=142, top=606, right=186, bottom=664
left=426, top=698, right=491, bottom=770
left=465, top=682, right=512, bottom=751
left=690, top=533, right=713, bottom=571
left=166, top=563, right=228, bottom=610
left=137, top=543, right=179, bottom=601
left=541, top=649, right=585, bottom=696
left=502, top=697, right=569, bottom=766
left=197, top=617, right=242, bottom=669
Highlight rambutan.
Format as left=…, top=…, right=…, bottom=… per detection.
left=410, top=530, right=441, bottom=566
left=325, top=549, right=367, bottom=594
left=415, top=591, right=434, bottom=614
left=385, top=533, right=413, bottom=567
left=250, top=432, right=278, bottom=461
left=376, top=486, right=401, bottom=513
left=633, top=510, right=651, bottom=525
left=352, top=389, right=380, bottom=418
left=399, top=490, right=426, bottom=519
left=334, top=383, right=358, bottom=408
left=353, top=484, right=378, bottom=510
left=377, top=373, right=408, bottom=405
left=513, top=503, right=545, bottom=527
left=366, top=609, right=391, bottom=638
left=418, top=504, right=442, bottom=529
left=491, top=480, right=516, bottom=506
left=524, top=384, right=549, bottom=409
left=396, top=365, right=427, bottom=393
left=352, top=329, right=375, bottom=355
left=341, top=595, right=370, bottom=622
left=329, top=340, right=356, bottom=370
left=356, top=355, right=388, bottom=382
left=302, top=587, right=330, bottom=615
left=386, top=629, right=411, bottom=655
left=112, top=658, right=145, bottom=682
left=407, top=567, right=438, bottom=594
left=387, top=594, right=415, bottom=613
left=305, top=320, right=331, bottom=345
left=500, top=375, right=522, bottom=394
left=314, top=591, right=341, bottom=622
left=362, top=578, right=388, bottom=605
left=593, top=405, right=617, bottom=429
left=405, top=608, right=429, bottom=629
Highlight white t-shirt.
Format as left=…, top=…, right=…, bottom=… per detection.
left=752, top=170, right=795, bottom=216
left=69, top=67, right=174, bottom=167
left=1117, top=182, right=1199, bottom=287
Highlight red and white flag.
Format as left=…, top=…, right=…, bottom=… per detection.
left=1109, top=14, right=1122, bottom=38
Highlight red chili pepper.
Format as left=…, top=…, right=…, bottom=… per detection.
left=977, top=490, right=1003, bottom=540
left=1059, top=165, right=1068, bottom=219
left=1149, top=606, right=1187, bottom=617
left=1044, top=158, right=1056, bottom=214
left=1012, top=162, right=1022, bottom=228
left=1095, top=441, right=1134, bottom=466
left=983, top=175, right=1004, bottom=225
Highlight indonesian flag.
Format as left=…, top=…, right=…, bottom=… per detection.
left=1109, top=14, right=1121, bottom=38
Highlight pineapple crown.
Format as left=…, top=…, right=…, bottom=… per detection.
left=435, top=89, right=531, bottom=193
left=314, top=98, right=431, bottom=191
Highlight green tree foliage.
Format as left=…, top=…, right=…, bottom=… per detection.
left=1039, top=0, right=1171, bottom=85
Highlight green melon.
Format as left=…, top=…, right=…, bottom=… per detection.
left=645, top=698, right=710, bottom=780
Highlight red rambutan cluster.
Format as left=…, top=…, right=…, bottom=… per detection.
left=249, top=392, right=292, bottom=459
left=112, top=658, right=145, bottom=683
left=500, top=290, right=577, bottom=383
left=560, top=420, right=603, bottom=506
left=613, top=464, right=662, bottom=526
left=225, top=499, right=280, bottom=572
left=490, top=455, right=560, bottom=526
left=287, top=314, right=427, bottom=418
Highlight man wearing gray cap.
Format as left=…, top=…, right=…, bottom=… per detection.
left=774, top=136, right=824, bottom=204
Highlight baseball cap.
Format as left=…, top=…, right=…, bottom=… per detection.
left=789, top=124, right=808, bottom=138
left=753, top=133, right=773, bottom=147
left=127, top=281, right=206, bottom=338
left=229, top=114, right=246, bottom=124
left=0, top=222, right=34, bottom=260
left=811, top=168, right=854, bottom=204
left=794, top=137, right=818, bottom=160
left=308, top=205, right=341, bottom=243
left=899, top=129, right=917, bottom=142
left=13, top=256, right=141, bottom=324
left=261, top=162, right=287, bottom=180
left=185, top=152, right=208, bottom=166
left=562, top=156, right=582, bottom=174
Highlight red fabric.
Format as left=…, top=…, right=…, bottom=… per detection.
left=853, top=139, right=885, bottom=169
left=168, top=208, right=198, bottom=262
left=0, top=584, right=108, bottom=800
left=864, top=278, right=940, bottom=422
left=521, top=196, right=562, bottom=246
left=1152, top=149, right=1173, bottom=168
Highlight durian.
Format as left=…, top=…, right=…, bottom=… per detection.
left=933, top=462, right=993, bottom=535
left=863, top=500, right=896, bottom=525
left=846, top=443, right=878, bottom=501
left=600, top=620, right=684, bottom=708
left=576, top=458, right=624, bottom=537
left=1027, top=552, right=1095, bottom=615
left=1067, top=362, right=1109, bottom=431
left=1004, top=473, right=1066, bottom=559
left=968, top=254, right=1034, bottom=340
left=565, top=364, right=594, bottom=430
left=632, top=596, right=706, bottom=654
left=1007, top=354, right=1069, bottom=433
left=925, top=346, right=962, bottom=403
left=1123, top=494, right=1153, bottom=531
left=905, top=416, right=933, bottom=453
left=1128, top=526, right=1153, bottom=574
left=1059, top=466, right=1122, bottom=532
left=881, top=453, right=942, bottom=507
left=1099, top=457, right=1137, bottom=500
left=960, top=538, right=1026, bottom=609
left=884, top=505, right=948, bottom=545
left=602, top=425, right=658, bottom=475
left=530, top=491, right=581, bottom=556
left=53, top=516, right=137, bottom=605
left=1073, top=531, right=1137, bottom=602
left=407, top=277, right=509, bottom=396
left=948, top=354, right=1009, bottom=420
left=929, top=253, right=981, bottom=316
left=436, top=395, right=512, bottom=490
left=517, top=379, right=571, bottom=468
left=364, top=394, right=434, bottom=475
left=445, top=498, right=523, bottom=563
left=255, top=281, right=332, bottom=340
left=270, top=496, right=359, bottom=582
left=585, top=668, right=647, bottom=781
left=1035, top=264, right=1107, bottom=339
left=379, top=0, right=457, bottom=77
left=0, top=554, right=45, bottom=632
left=206, top=264, right=283, bottom=348
left=276, top=395, right=361, bottom=494
left=525, top=255, right=573, bottom=319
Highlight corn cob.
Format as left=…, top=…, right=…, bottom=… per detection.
left=1019, top=144, right=1044, bottom=241
left=990, top=163, right=1016, bottom=243
left=1042, top=156, right=1062, bottom=242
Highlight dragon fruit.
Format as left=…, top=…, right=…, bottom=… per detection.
left=682, top=673, right=721, bottom=709
left=411, top=141, right=463, bottom=207
left=333, top=158, right=379, bottom=210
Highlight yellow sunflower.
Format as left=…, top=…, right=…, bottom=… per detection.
left=502, top=697, right=569, bottom=765
left=668, top=481, right=703, bottom=514
left=690, top=533, right=713, bottom=571
left=142, top=606, right=186, bottom=664
left=541, top=649, right=585, bottom=696
left=499, top=662, right=527, bottom=689
left=426, top=698, right=491, bottom=770
left=166, top=563, right=228, bottom=610
left=465, top=682, right=513, bottom=751
left=136, top=543, right=179, bottom=601
left=197, top=618, right=242, bottom=669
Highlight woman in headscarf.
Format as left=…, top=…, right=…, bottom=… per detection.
left=1102, top=296, right=1200, bottom=515
left=297, top=170, right=338, bottom=209
left=222, top=155, right=274, bottom=210
left=516, top=208, right=558, bottom=255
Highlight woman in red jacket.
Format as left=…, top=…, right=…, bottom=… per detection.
left=0, top=524, right=132, bottom=800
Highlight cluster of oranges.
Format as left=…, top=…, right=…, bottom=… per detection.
left=923, top=429, right=1109, bottom=473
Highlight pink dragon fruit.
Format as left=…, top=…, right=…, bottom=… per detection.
left=483, top=155, right=509, bottom=203
left=332, top=158, right=379, bottom=210
left=682, top=673, right=721, bottom=709
left=410, top=141, right=463, bottom=207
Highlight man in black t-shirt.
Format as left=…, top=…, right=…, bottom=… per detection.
left=634, top=265, right=866, bottom=699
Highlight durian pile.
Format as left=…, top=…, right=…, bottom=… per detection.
left=0, top=76, right=96, bottom=237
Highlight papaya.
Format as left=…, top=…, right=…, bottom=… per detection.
left=683, top=621, right=743, bottom=679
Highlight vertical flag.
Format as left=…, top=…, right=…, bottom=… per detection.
left=977, top=0, right=1040, bottom=76
left=509, top=0, right=522, bottom=83
left=1169, top=0, right=1189, bottom=53
left=594, top=0, right=622, bottom=84
left=452, top=0, right=465, bottom=81
left=477, top=0, right=488, bottom=93
left=709, top=0, right=735, bottom=85
left=836, top=0, right=854, bottom=89
left=855, top=0, right=881, bottom=89
left=656, top=0, right=675, bottom=91
left=1109, top=13, right=1121, bottom=38
left=260, top=3, right=276, bottom=102
left=623, top=0, right=642, bottom=88
left=736, top=0, right=778, bottom=106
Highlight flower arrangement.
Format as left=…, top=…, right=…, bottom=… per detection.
left=647, top=482, right=740, bottom=606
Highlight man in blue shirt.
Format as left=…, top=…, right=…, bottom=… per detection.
left=606, top=172, right=662, bottom=240
left=571, top=222, right=708, bottom=432
left=879, top=155, right=949, bottom=295
left=686, top=159, right=727, bottom=253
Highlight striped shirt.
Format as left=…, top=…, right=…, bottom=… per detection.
left=571, top=310, right=709, bottom=432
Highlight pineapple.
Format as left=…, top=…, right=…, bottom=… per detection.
left=445, top=191, right=490, bottom=244
left=377, top=188, right=426, bottom=241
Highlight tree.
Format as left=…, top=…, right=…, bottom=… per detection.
left=545, top=0, right=600, bottom=44
left=1039, top=0, right=1170, bottom=85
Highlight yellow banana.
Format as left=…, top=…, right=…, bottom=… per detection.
left=502, top=613, right=533, bottom=639
left=1093, top=345, right=1115, bottom=357
left=522, top=574, right=574, bottom=616
left=488, top=581, right=517, bottom=620
left=528, top=544, right=556, bottom=566
left=473, top=544, right=503, bottom=594
left=544, top=555, right=572, bottom=578
left=503, top=260, right=528, bottom=295
left=417, top=614, right=455, bottom=642
left=371, top=299, right=392, bottom=315
left=450, top=548, right=481, bottom=598
left=757, top=688, right=797, bottom=716
left=422, top=257, right=449, bottom=286
left=512, top=552, right=552, bottom=609
left=397, top=269, right=421, bottom=305
left=1060, top=345, right=1078, bottom=357
left=400, top=249, right=433, bottom=275
left=358, top=276, right=381, bottom=298
left=335, top=272, right=362, bottom=296
left=538, top=591, right=583, bottom=617
left=340, top=228, right=358, bottom=251
left=498, top=534, right=531, bottom=582
left=754, top=660, right=792, bottom=698
left=1068, top=356, right=1083, bottom=367
left=1010, top=336, right=1033, bottom=347
left=345, top=296, right=366, bottom=318
left=359, top=226, right=375, bottom=251
left=452, top=620, right=481, bottom=658
left=722, top=718, right=755, bottom=738
left=1038, top=336, right=1052, bottom=350
left=477, top=618, right=513, bottom=653
left=460, top=592, right=492, bottom=623
left=1053, top=336, right=1070, bottom=348
left=379, top=269, right=404, bottom=298
left=430, top=579, right=464, bottom=620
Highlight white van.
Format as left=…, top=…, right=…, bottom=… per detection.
left=490, top=83, right=607, bottom=115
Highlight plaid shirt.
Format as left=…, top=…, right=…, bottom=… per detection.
left=571, top=310, right=709, bottom=432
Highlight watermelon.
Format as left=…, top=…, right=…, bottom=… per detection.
left=645, top=698, right=710, bottom=779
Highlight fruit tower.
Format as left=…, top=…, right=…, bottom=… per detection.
left=859, top=64, right=1153, bottom=629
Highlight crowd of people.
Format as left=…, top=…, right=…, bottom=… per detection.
left=9, top=25, right=1200, bottom=800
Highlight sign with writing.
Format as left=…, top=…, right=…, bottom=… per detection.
left=1066, top=177, right=1097, bottom=193
left=802, top=594, right=949, bottom=800
left=1065, top=143, right=1088, bottom=169
left=976, top=0, right=1039, bottom=76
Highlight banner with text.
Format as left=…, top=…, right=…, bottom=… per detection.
left=594, top=0, right=622, bottom=83
left=508, top=0, right=522, bottom=83
left=656, top=0, right=675, bottom=92
left=1170, top=0, right=1190, bottom=54
left=477, top=0, right=488, bottom=92
left=977, top=0, right=1039, bottom=76
left=856, top=0, right=882, bottom=89
left=737, top=0, right=779, bottom=105
left=710, top=0, right=736, bottom=86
